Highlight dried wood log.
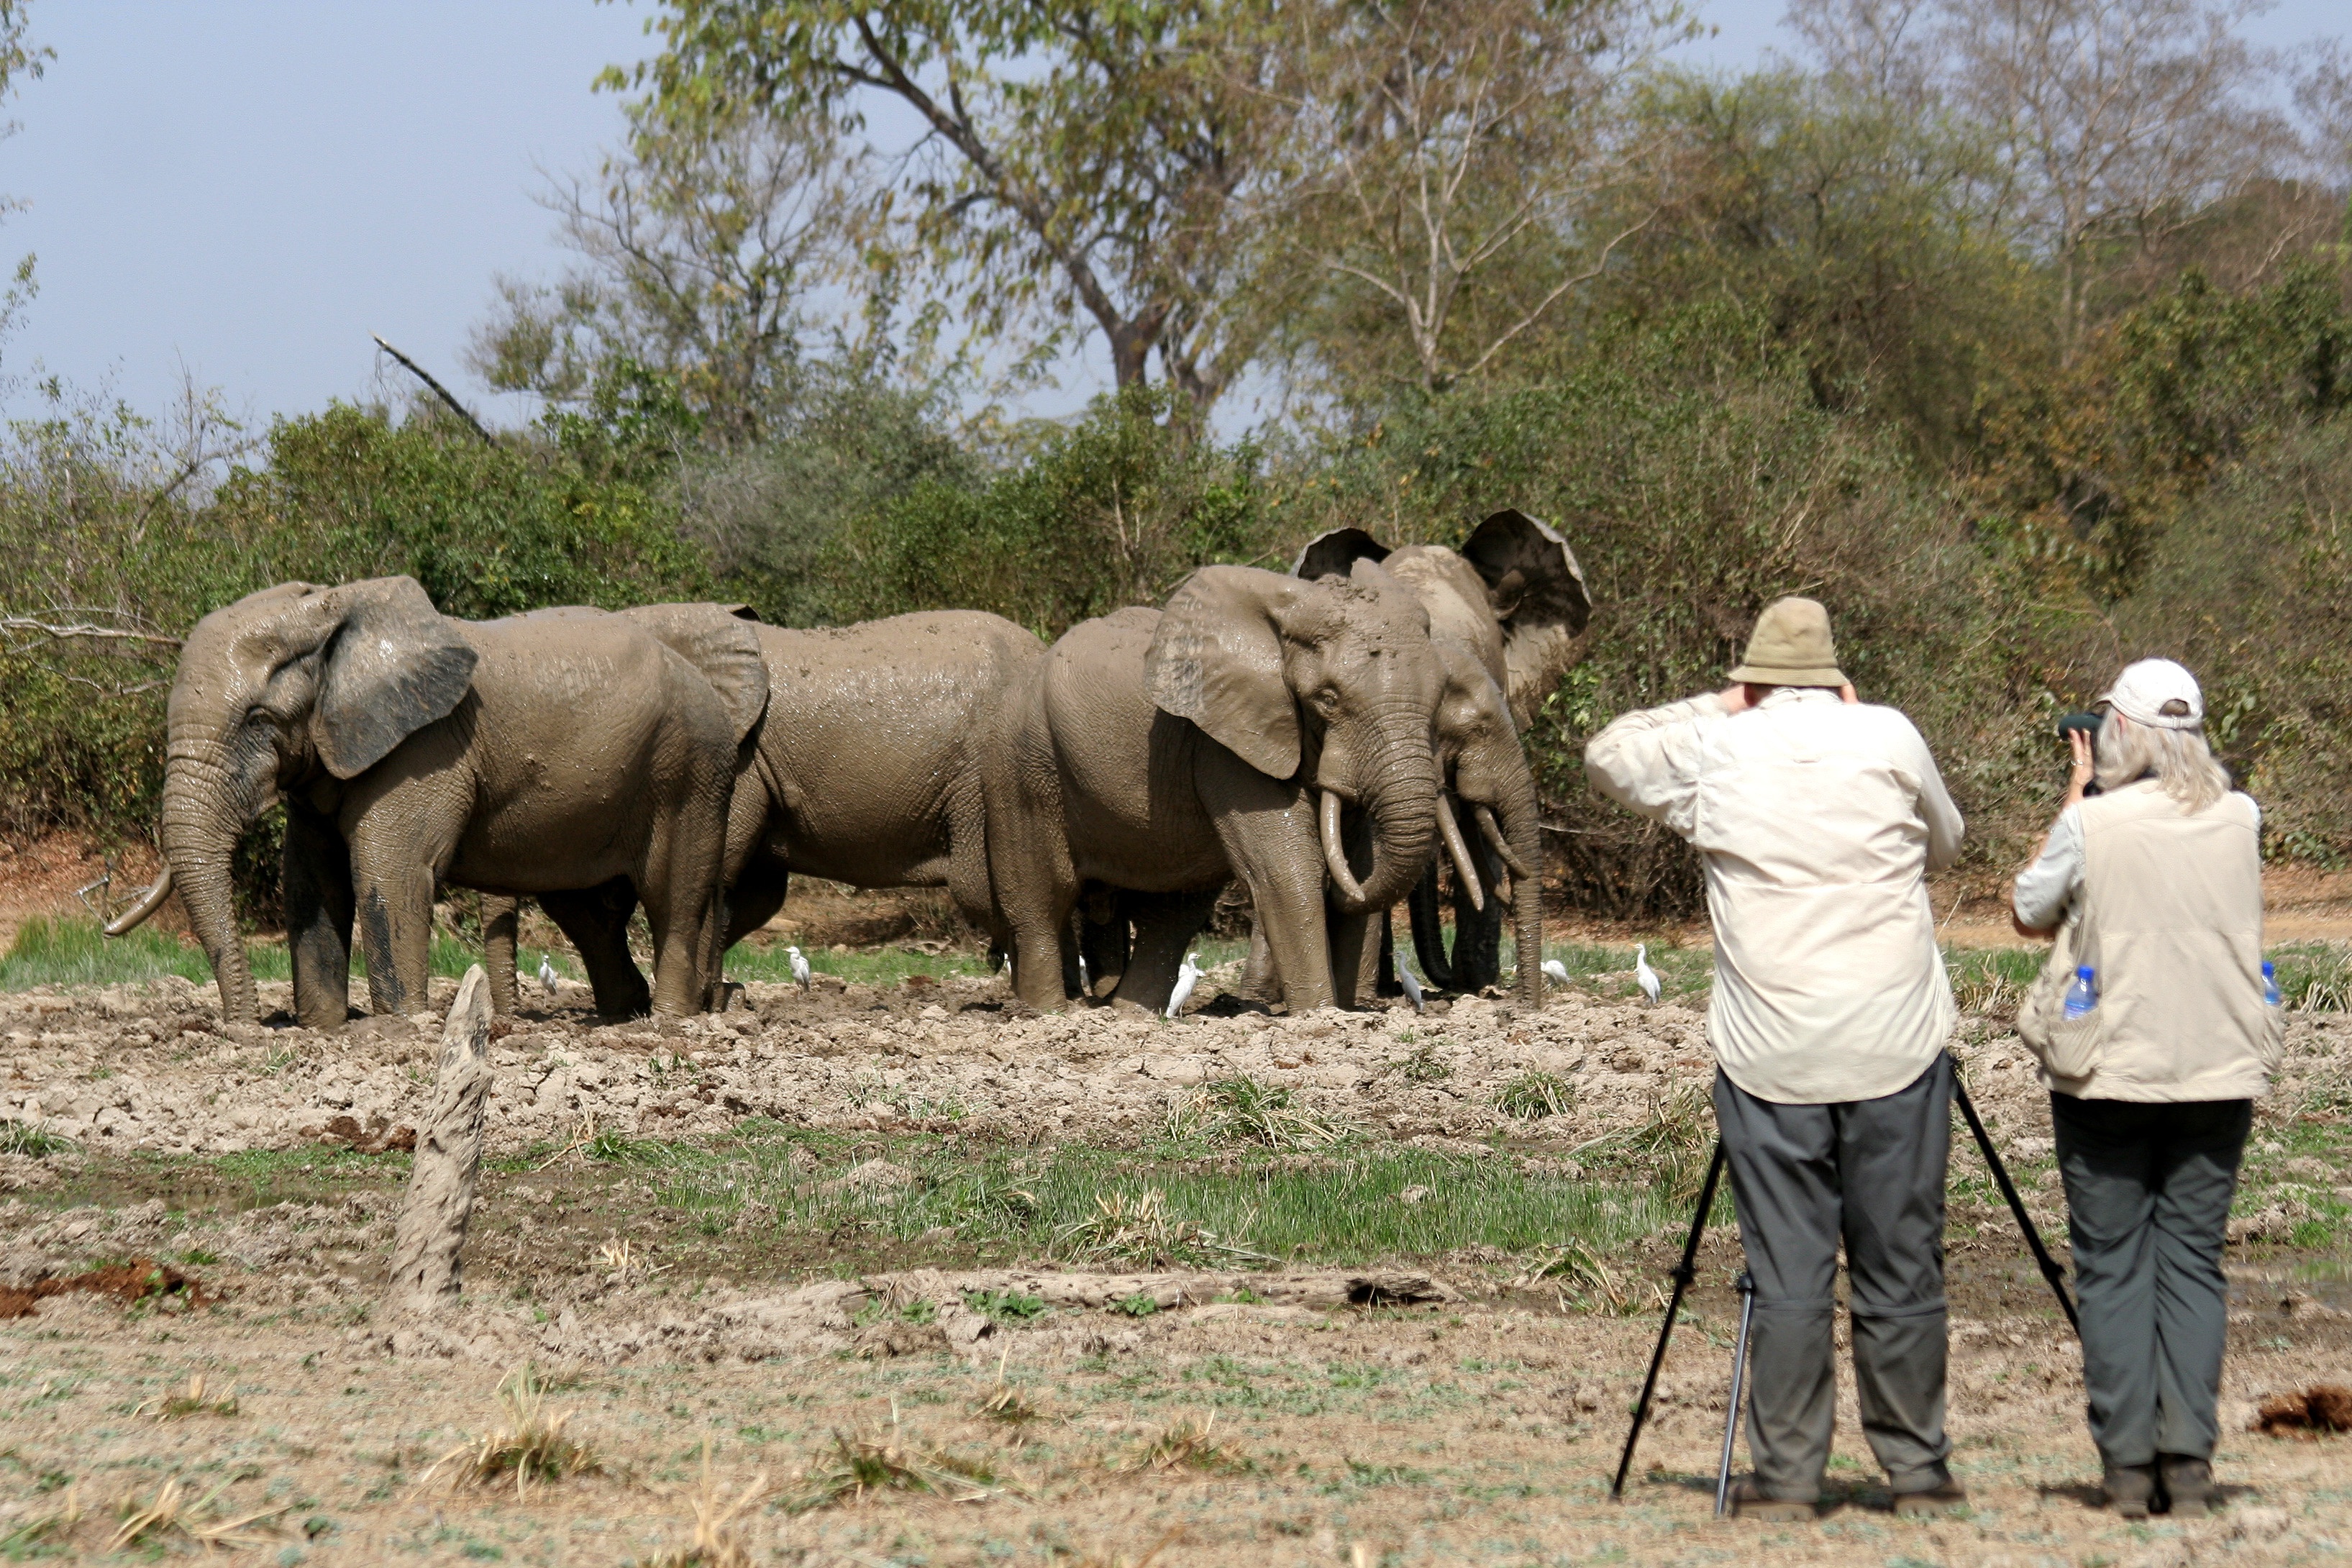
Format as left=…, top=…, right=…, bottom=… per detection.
left=385, top=967, right=495, bottom=1317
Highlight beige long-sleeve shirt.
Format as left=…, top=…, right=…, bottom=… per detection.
left=1585, top=688, right=1965, bottom=1104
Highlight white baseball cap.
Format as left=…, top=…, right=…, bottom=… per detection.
left=2098, top=658, right=2204, bottom=730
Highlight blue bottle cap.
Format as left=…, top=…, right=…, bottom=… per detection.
left=2263, top=961, right=2276, bottom=977
left=2076, top=966, right=2094, bottom=980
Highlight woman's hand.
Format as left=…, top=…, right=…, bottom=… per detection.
left=2063, top=728, right=2095, bottom=808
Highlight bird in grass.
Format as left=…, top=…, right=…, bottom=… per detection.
left=1394, top=949, right=1426, bottom=1013
left=787, top=944, right=811, bottom=993
left=1541, top=958, right=1570, bottom=987
left=1166, top=951, right=1202, bottom=1018
left=537, top=954, right=560, bottom=993
left=1077, top=954, right=1090, bottom=997
left=1634, top=943, right=1662, bottom=1005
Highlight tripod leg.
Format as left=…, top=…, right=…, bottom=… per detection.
left=1714, top=1270, right=1756, bottom=1517
left=1612, top=1139, right=1728, bottom=1499
left=1951, top=1062, right=2080, bottom=1334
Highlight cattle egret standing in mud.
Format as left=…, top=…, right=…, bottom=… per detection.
left=788, top=944, right=811, bottom=993
left=1166, top=952, right=1202, bottom=1018
left=538, top=954, right=560, bottom=993
left=1635, top=944, right=1661, bottom=1005
left=1541, top=958, right=1569, bottom=987
left=1395, top=951, right=1425, bottom=1013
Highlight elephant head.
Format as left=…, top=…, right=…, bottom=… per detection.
left=1146, top=561, right=1443, bottom=915
left=114, top=577, right=476, bottom=1023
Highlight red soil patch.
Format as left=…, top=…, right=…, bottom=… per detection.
left=0, top=1258, right=218, bottom=1320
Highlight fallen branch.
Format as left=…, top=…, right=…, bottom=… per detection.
left=0, top=616, right=183, bottom=650
left=386, top=967, right=496, bottom=1316
left=372, top=334, right=495, bottom=445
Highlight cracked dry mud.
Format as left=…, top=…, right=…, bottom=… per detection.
left=1, top=964, right=2348, bottom=1566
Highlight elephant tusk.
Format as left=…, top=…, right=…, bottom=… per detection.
left=1321, top=790, right=1372, bottom=911
left=1436, top=794, right=1484, bottom=913
left=1474, top=803, right=1533, bottom=880
left=104, top=865, right=174, bottom=937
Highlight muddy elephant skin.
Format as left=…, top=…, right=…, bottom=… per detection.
left=984, top=562, right=1445, bottom=1014
left=486, top=610, right=1046, bottom=1015
left=137, top=578, right=742, bottom=1030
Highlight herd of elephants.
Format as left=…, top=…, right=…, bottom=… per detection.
left=103, top=511, right=1593, bottom=1032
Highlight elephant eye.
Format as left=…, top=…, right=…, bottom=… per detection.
left=1311, top=688, right=1340, bottom=716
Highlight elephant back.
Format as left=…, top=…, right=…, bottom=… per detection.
left=620, top=603, right=771, bottom=746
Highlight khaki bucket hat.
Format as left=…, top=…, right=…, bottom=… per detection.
left=1728, top=596, right=1848, bottom=687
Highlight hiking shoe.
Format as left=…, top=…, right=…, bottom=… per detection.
left=2105, top=1462, right=2159, bottom=1519
left=1892, top=1481, right=1969, bottom=1517
left=2159, top=1454, right=2217, bottom=1516
left=1726, top=1478, right=1816, bottom=1523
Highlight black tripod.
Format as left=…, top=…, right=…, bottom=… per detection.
left=1609, top=1061, right=2077, bottom=1501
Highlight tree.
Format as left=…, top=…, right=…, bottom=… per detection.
left=1790, top=0, right=2300, bottom=361
left=1261, top=0, right=1685, bottom=397
left=615, top=1, right=1288, bottom=416
left=468, top=108, right=860, bottom=447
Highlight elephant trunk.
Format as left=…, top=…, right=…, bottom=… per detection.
left=1331, top=714, right=1439, bottom=916
left=1407, top=860, right=1459, bottom=990
left=1493, top=793, right=1544, bottom=1008
left=159, top=742, right=260, bottom=1024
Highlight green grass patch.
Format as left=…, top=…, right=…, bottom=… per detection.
left=725, top=942, right=990, bottom=988
left=2268, top=942, right=2352, bottom=1012
left=655, top=1124, right=1692, bottom=1266
left=0, top=914, right=216, bottom=990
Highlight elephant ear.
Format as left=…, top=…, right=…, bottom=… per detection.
left=312, top=577, right=478, bottom=780
left=1462, top=509, right=1593, bottom=727
left=1290, top=527, right=1390, bottom=582
left=1145, top=565, right=1303, bottom=779
left=621, top=602, right=771, bottom=746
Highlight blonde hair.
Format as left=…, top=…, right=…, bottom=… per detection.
left=2095, top=709, right=2232, bottom=814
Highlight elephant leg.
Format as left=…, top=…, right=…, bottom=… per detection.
left=723, top=858, right=789, bottom=952
left=1110, top=888, right=1220, bottom=1013
left=349, top=854, right=434, bottom=1017
left=283, top=802, right=353, bottom=1031
left=1077, top=883, right=1129, bottom=1000
left=639, top=805, right=730, bottom=1017
left=1450, top=838, right=1505, bottom=993
left=482, top=894, right=519, bottom=1017
left=1236, top=912, right=1282, bottom=1004
left=541, top=883, right=649, bottom=1020
left=1196, top=749, right=1333, bottom=1012
left=1326, top=806, right=1383, bottom=1010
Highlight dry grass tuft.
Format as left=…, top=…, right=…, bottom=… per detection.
left=108, top=1477, right=281, bottom=1553
left=423, top=1363, right=598, bottom=1499
left=1514, top=1237, right=1646, bottom=1314
left=134, top=1372, right=238, bottom=1421
left=1167, top=1075, right=1348, bottom=1149
left=1495, top=1072, right=1574, bottom=1120
left=632, top=1443, right=768, bottom=1567
left=598, top=1235, right=669, bottom=1282
left=785, top=1430, right=1003, bottom=1513
left=0, top=1482, right=83, bottom=1553
left=1119, top=1413, right=1249, bottom=1475
left=1053, top=1188, right=1220, bottom=1265
left=1625, top=1080, right=1715, bottom=1200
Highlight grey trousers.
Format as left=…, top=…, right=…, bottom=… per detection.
left=2051, top=1093, right=2251, bottom=1467
left=1713, top=1056, right=1954, bottom=1502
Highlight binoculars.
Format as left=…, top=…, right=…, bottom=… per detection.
left=2058, top=710, right=2102, bottom=739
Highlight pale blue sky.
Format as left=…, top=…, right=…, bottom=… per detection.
left=0, top=0, right=2341, bottom=434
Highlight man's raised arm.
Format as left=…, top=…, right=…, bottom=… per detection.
left=1582, top=693, right=1727, bottom=840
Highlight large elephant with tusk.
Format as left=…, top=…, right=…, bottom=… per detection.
left=1270, top=510, right=1590, bottom=1003
left=979, top=560, right=1445, bottom=1014
left=109, top=579, right=750, bottom=1029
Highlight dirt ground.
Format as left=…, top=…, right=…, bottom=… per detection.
left=0, top=950, right=2348, bottom=1566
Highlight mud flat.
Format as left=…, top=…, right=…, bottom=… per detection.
left=1, top=970, right=2348, bottom=1564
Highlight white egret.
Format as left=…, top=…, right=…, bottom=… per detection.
left=1635, top=943, right=1662, bottom=1005
left=1541, top=958, right=1569, bottom=987
left=787, top=944, right=811, bottom=993
left=1395, top=949, right=1425, bottom=1013
left=537, top=954, right=560, bottom=993
left=1166, top=951, right=1202, bottom=1018
left=1078, top=954, right=1090, bottom=996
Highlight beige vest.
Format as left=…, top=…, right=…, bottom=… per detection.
left=2054, top=779, right=2269, bottom=1101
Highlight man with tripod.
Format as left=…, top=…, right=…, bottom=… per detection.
left=1586, top=598, right=1966, bottom=1520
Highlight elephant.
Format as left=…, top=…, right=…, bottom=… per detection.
left=981, top=560, right=1446, bottom=1014
left=477, top=609, right=1047, bottom=1016
left=106, top=578, right=751, bottom=1030
left=1262, top=509, right=1590, bottom=1002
